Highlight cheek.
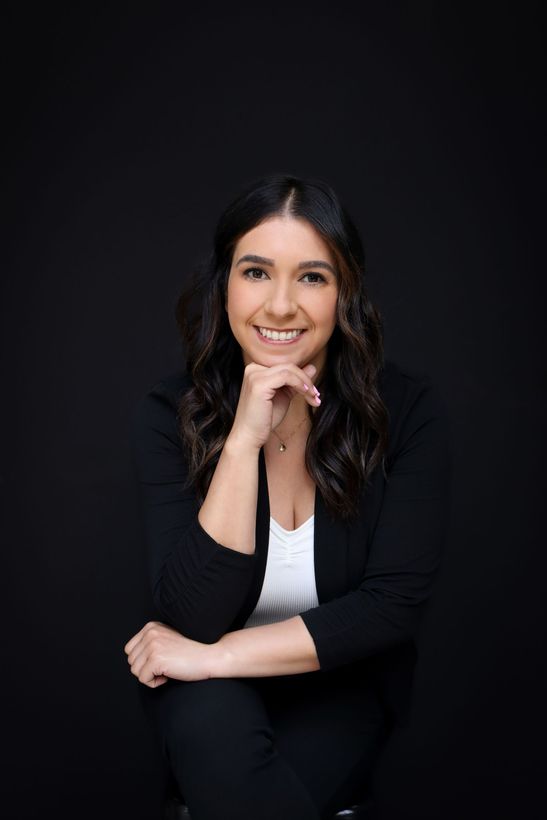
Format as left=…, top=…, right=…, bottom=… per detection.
left=225, top=279, right=239, bottom=314
left=317, top=295, right=338, bottom=325
left=228, top=281, right=260, bottom=316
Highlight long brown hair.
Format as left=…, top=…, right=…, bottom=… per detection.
left=175, top=173, right=389, bottom=522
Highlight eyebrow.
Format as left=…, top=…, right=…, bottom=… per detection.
left=236, top=254, right=336, bottom=275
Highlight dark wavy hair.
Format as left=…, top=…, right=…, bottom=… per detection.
left=175, top=173, right=389, bottom=522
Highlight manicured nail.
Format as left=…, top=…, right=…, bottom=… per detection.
left=312, top=386, right=320, bottom=396
left=315, top=395, right=321, bottom=405
left=303, top=382, right=309, bottom=391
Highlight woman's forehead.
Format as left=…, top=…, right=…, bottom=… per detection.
left=233, top=216, right=335, bottom=263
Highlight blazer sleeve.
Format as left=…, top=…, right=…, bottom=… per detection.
left=299, top=379, right=453, bottom=671
left=130, top=384, right=256, bottom=643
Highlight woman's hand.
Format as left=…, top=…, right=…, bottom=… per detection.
left=124, top=621, right=216, bottom=688
left=229, top=361, right=321, bottom=451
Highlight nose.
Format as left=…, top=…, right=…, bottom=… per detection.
left=264, top=280, right=298, bottom=318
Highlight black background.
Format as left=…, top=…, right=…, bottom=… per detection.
left=3, top=3, right=545, bottom=819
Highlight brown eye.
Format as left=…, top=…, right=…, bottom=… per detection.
left=301, top=273, right=327, bottom=284
left=243, top=268, right=268, bottom=280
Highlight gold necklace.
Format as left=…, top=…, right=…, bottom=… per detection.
left=271, top=415, right=310, bottom=452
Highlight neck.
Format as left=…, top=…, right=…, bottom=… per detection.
left=265, top=396, right=313, bottom=455
left=275, top=395, right=312, bottom=431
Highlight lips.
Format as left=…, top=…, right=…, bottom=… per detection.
left=253, top=326, right=307, bottom=345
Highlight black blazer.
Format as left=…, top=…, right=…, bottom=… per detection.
left=130, top=358, right=453, bottom=728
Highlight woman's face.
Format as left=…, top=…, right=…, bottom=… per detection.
left=225, top=216, right=339, bottom=378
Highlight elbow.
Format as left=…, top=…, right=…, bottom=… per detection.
left=152, top=586, right=229, bottom=644
left=150, top=553, right=256, bottom=643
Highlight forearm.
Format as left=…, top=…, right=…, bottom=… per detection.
left=211, top=615, right=321, bottom=677
left=198, top=432, right=260, bottom=555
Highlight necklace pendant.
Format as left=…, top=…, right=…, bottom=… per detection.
left=279, top=443, right=286, bottom=452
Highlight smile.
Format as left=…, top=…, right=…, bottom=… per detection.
left=254, top=326, right=306, bottom=344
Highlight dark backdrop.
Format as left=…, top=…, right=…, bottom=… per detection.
left=3, top=3, right=545, bottom=819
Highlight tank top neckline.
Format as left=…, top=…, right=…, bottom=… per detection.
left=270, top=514, right=315, bottom=535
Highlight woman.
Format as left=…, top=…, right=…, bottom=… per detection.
left=125, top=173, right=452, bottom=820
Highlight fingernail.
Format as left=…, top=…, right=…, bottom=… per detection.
left=303, top=383, right=309, bottom=391
left=313, top=387, right=320, bottom=396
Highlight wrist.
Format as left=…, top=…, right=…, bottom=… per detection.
left=208, top=635, right=236, bottom=679
left=225, top=429, right=262, bottom=457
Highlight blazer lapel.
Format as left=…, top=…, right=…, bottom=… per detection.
left=313, top=485, right=351, bottom=603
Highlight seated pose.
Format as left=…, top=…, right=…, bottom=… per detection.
left=124, top=173, right=453, bottom=820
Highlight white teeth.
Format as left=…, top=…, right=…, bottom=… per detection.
left=258, top=327, right=303, bottom=341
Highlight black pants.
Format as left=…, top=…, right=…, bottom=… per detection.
left=139, top=665, right=390, bottom=820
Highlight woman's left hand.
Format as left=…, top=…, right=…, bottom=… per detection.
left=124, top=621, right=216, bottom=688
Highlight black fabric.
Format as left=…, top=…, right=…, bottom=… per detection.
left=139, top=669, right=389, bottom=820
left=130, top=358, right=453, bottom=727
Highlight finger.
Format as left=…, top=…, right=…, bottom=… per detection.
left=127, top=640, right=148, bottom=669
left=131, top=648, right=162, bottom=684
left=126, top=630, right=151, bottom=663
left=129, top=629, right=164, bottom=675
left=302, top=363, right=317, bottom=378
left=129, top=648, right=147, bottom=680
left=138, top=655, right=166, bottom=687
left=148, top=675, right=168, bottom=688
left=125, top=621, right=167, bottom=655
left=264, top=368, right=319, bottom=403
left=282, top=380, right=320, bottom=408
left=141, top=675, right=168, bottom=689
left=280, top=365, right=320, bottom=399
left=286, top=373, right=321, bottom=406
left=268, top=362, right=316, bottom=386
left=124, top=633, right=142, bottom=655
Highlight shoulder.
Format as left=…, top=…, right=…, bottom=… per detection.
left=379, top=358, right=452, bottom=460
left=139, top=369, right=193, bottom=408
left=130, top=369, right=193, bottom=446
left=379, top=357, right=442, bottom=410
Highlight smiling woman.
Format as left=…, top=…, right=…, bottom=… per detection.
left=127, top=172, right=452, bottom=819
left=173, top=175, right=390, bottom=524
left=225, top=216, right=339, bottom=416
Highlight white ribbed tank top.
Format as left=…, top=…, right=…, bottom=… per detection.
left=243, top=514, right=319, bottom=628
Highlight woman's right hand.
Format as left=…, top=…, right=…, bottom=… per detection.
left=228, top=362, right=321, bottom=451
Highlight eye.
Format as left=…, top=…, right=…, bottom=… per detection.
left=242, top=267, right=268, bottom=281
left=242, top=268, right=327, bottom=285
left=300, top=272, right=327, bottom=285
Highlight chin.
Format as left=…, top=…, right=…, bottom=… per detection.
left=260, top=350, right=304, bottom=363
